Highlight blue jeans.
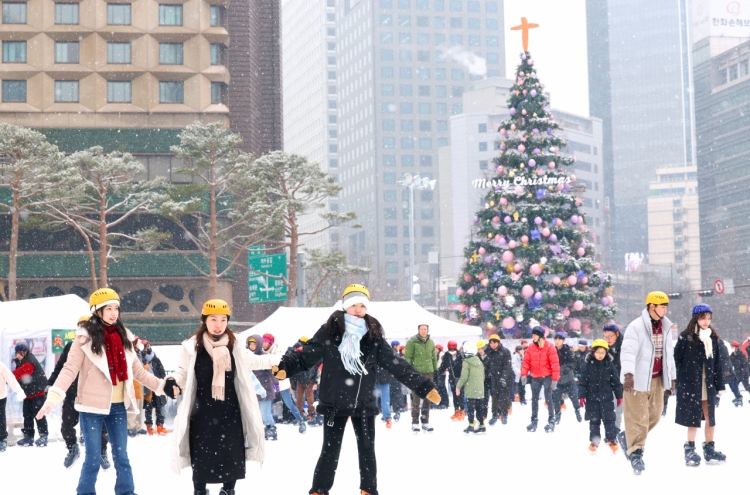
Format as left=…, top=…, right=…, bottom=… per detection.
left=259, top=400, right=274, bottom=426
left=374, top=383, right=391, bottom=419
left=279, top=389, right=303, bottom=422
left=78, top=402, right=134, bottom=495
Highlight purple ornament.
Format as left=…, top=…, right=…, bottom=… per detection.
left=498, top=237, right=507, bottom=245
left=547, top=128, right=553, bottom=135
left=509, top=108, right=517, bottom=116
left=532, top=148, right=541, bottom=155
left=474, top=216, right=479, bottom=223
left=530, top=229, right=541, bottom=241
left=570, top=215, right=579, bottom=224
left=499, top=143, right=506, bottom=150
left=548, top=289, right=556, bottom=297
left=484, top=256, right=494, bottom=265
left=532, top=128, right=539, bottom=135
left=480, top=300, right=493, bottom=311
left=521, top=54, right=527, bottom=60
left=534, top=292, right=543, bottom=301
left=534, top=217, right=543, bottom=225
left=530, top=89, right=537, bottom=97
left=549, top=234, right=558, bottom=243
left=504, top=216, right=512, bottom=224
left=528, top=159, right=536, bottom=167
left=601, top=297, right=610, bottom=307
left=536, top=189, right=547, bottom=199
left=580, top=241, right=588, bottom=249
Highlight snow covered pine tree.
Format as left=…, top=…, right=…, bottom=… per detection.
left=456, top=51, right=617, bottom=338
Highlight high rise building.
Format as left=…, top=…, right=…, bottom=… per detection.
left=334, top=0, right=505, bottom=299
left=586, top=0, right=694, bottom=267
left=439, top=77, right=605, bottom=283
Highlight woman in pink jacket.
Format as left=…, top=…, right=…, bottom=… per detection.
left=37, top=288, right=165, bottom=495
left=520, top=326, right=561, bottom=433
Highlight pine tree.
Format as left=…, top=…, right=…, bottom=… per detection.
left=456, top=52, right=616, bottom=338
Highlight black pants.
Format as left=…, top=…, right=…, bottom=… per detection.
left=194, top=480, right=236, bottom=492
left=448, top=377, right=464, bottom=411
left=310, top=415, right=376, bottom=495
left=22, top=396, right=48, bottom=438
left=529, top=376, right=554, bottom=422
left=390, top=383, right=405, bottom=412
left=0, top=398, right=6, bottom=442
left=435, top=372, right=449, bottom=407
left=466, top=398, right=487, bottom=424
left=61, top=397, right=108, bottom=450
left=516, top=378, right=526, bottom=402
left=590, top=418, right=618, bottom=443
left=489, top=388, right=511, bottom=416
left=144, top=395, right=164, bottom=426
left=726, top=375, right=742, bottom=400
left=554, top=381, right=580, bottom=413
left=739, top=377, right=750, bottom=393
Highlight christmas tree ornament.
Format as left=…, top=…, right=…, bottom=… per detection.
left=573, top=300, right=584, bottom=311
left=521, top=285, right=534, bottom=298
left=502, top=251, right=514, bottom=263
left=549, top=234, right=558, bottom=242
left=467, top=286, right=475, bottom=295
left=469, top=306, right=478, bottom=318
left=530, top=264, right=542, bottom=276
left=521, top=235, right=529, bottom=243
left=497, top=285, right=508, bottom=296
left=480, top=300, right=492, bottom=311
left=502, top=316, right=516, bottom=329
left=567, top=275, right=578, bottom=286
left=504, top=295, right=516, bottom=307
left=541, top=227, right=550, bottom=237
left=478, top=247, right=486, bottom=255
left=548, top=161, right=556, bottom=169
left=529, top=159, right=537, bottom=167
left=508, top=240, right=517, bottom=249
left=456, top=288, right=465, bottom=296
left=500, top=128, right=507, bottom=135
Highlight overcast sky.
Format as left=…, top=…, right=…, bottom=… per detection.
left=504, top=0, right=589, bottom=117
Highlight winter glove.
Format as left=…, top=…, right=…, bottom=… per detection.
left=426, top=389, right=441, bottom=405
left=579, top=398, right=585, bottom=408
left=550, top=381, right=558, bottom=392
left=272, top=366, right=286, bottom=380
left=164, top=378, right=181, bottom=399
left=499, top=378, right=507, bottom=388
left=623, top=373, right=634, bottom=393
left=520, top=376, right=527, bottom=386
left=617, top=398, right=622, bottom=407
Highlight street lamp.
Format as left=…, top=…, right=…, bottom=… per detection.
left=398, top=173, right=437, bottom=301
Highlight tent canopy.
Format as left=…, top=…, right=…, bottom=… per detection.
left=239, top=300, right=482, bottom=351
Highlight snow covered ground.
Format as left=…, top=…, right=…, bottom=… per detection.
left=2, top=395, right=744, bottom=494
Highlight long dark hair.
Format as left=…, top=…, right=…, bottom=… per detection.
left=680, top=313, right=720, bottom=349
left=192, top=315, right=236, bottom=354
left=85, top=314, right=133, bottom=356
left=326, top=310, right=384, bottom=342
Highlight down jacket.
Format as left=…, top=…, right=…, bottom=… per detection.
left=556, top=344, right=576, bottom=384
left=456, top=355, right=485, bottom=399
left=578, top=353, right=622, bottom=422
left=520, top=340, right=560, bottom=381
left=404, top=334, right=438, bottom=374
left=483, top=344, right=514, bottom=392
left=620, top=309, right=676, bottom=392
left=168, top=335, right=281, bottom=473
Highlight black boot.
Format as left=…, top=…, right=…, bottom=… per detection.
left=35, top=434, right=48, bottom=447
left=63, top=444, right=80, bottom=468
left=617, top=430, right=630, bottom=460
left=630, top=449, right=645, bottom=474
left=100, top=448, right=111, bottom=470
left=463, top=423, right=475, bottom=434
left=194, top=490, right=209, bottom=495
left=488, top=414, right=498, bottom=426
left=554, top=411, right=561, bottom=425
left=544, top=420, right=555, bottom=433
left=526, top=419, right=538, bottom=432
left=219, top=490, right=235, bottom=495
left=16, top=434, right=34, bottom=447
left=703, top=441, right=726, bottom=463
left=684, top=441, right=701, bottom=466
left=574, top=408, right=582, bottom=422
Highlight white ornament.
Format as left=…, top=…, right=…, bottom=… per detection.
left=504, top=295, right=516, bottom=308
left=540, top=257, right=548, bottom=264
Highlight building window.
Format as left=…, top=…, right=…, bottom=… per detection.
left=2, top=41, right=25, bottom=63
left=399, top=67, right=412, bottom=79
left=417, top=67, right=430, bottom=80
left=381, top=32, right=393, bottom=44
left=419, top=120, right=431, bottom=131
left=382, top=66, right=394, bottom=78
left=478, top=142, right=487, bottom=151
left=486, top=18, right=498, bottom=29
left=451, top=69, right=464, bottom=80
left=328, top=115, right=337, bottom=123
left=211, top=82, right=227, bottom=104
left=417, top=85, right=430, bottom=97
left=1, top=80, right=25, bottom=101
left=381, top=14, right=393, bottom=25
left=436, top=103, right=447, bottom=114
left=327, top=56, right=336, bottom=65
left=402, top=155, right=414, bottom=167
left=383, top=155, right=396, bottom=167
left=382, top=119, right=395, bottom=131
left=434, top=16, right=445, bottom=28
left=210, top=44, right=226, bottom=65
left=384, top=190, right=397, bottom=202
left=437, top=137, right=448, bottom=147
left=486, top=53, right=500, bottom=64
left=399, top=32, right=411, bottom=44
left=450, top=17, right=462, bottom=28
left=400, top=84, right=413, bottom=96
left=384, top=172, right=396, bottom=184
left=421, top=226, right=435, bottom=237
left=435, top=68, right=446, bottom=80
left=327, top=71, right=336, bottom=80
left=327, top=27, right=336, bottom=36
left=418, top=103, right=431, bottom=114
left=419, top=138, right=432, bottom=149
left=487, top=35, right=499, bottom=47
left=54, top=80, right=79, bottom=102
left=401, top=119, right=413, bottom=131
left=434, top=33, right=446, bottom=45
left=328, top=144, right=337, bottom=152
left=450, top=0, right=461, bottom=11
left=421, top=207, right=434, bottom=220
left=400, top=102, right=413, bottom=113
left=416, top=15, right=428, bottom=27
left=467, top=0, right=479, bottom=11
left=159, top=43, right=183, bottom=65
left=2, top=2, right=26, bottom=23
left=435, top=85, right=447, bottom=97
left=451, top=86, right=464, bottom=97
left=107, top=4, right=131, bottom=25
left=486, top=1, right=498, bottom=12
left=107, top=42, right=131, bottom=64
left=437, top=120, right=448, bottom=132
left=385, top=227, right=397, bottom=238
left=401, top=137, right=414, bottom=149
left=107, top=81, right=131, bottom=103
left=381, top=49, right=393, bottom=60
left=416, top=0, right=428, bottom=8
left=468, top=35, right=481, bottom=47
left=386, top=261, right=399, bottom=274
left=54, top=41, right=79, bottom=63
left=468, top=17, right=480, bottom=29
left=328, top=100, right=337, bottom=109
left=381, top=84, right=394, bottom=96
left=434, top=0, right=445, bottom=10
left=417, top=50, right=429, bottom=62
left=382, top=102, right=396, bottom=113
left=383, top=137, right=396, bottom=148
left=385, top=243, right=397, bottom=255
left=450, top=35, right=462, bottom=45
left=420, top=155, right=432, bottom=166
left=159, top=81, right=183, bottom=103
left=210, top=5, right=226, bottom=27
left=159, top=5, right=182, bottom=25
left=329, top=158, right=339, bottom=168
left=55, top=3, right=79, bottom=24
left=399, top=49, right=412, bottom=61
left=398, top=14, right=410, bottom=26
left=327, top=42, right=335, bottom=50
left=452, top=103, right=463, bottom=114
left=477, top=123, right=487, bottom=133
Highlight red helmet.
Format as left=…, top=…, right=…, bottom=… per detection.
left=447, top=340, right=457, bottom=350
left=732, top=341, right=741, bottom=347
left=436, top=344, right=444, bottom=351
left=262, top=333, right=275, bottom=344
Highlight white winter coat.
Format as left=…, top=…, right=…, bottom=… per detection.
left=169, top=336, right=282, bottom=474
left=620, top=308, right=676, bottom=392
left=0, top=361, right=25, bottom=401
left=512, top=352, right=523, bottom=381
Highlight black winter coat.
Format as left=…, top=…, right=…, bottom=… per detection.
left=607, top=333, right=623, bottom=375
left=674, top=330, right=724, bottom=427
left=483, top=345, right=514, bottom=393
left=716, top=341, right=735, bottom=383
left=14, top=351, right=47, bottom=396
left=279, top=311, right=433, bottom=417
left=49, top=341, right=77, bottom=402
left=439, top=351, right=464, bottom=384
left=556, top=344, right=576, bottom=384
left=578, top=354, right=622, bottom=422
left=730, top=349, right=749, bottom=382
left=573, top=350, right=587, bottom=379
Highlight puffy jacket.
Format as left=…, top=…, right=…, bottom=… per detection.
left=249, top=334, right=275, bottom=401
left=730, top=349, right=749, bottom=382
left=279, top=311, right=434, bottom=417
left=620, top=309, right=676, bottom=392
left=456, top=355, right=485, bottom=399
left=12, top=350, right=48, bottom=399
left=574, top=350, right=587, bottom=379
left=512, top=352, right=523, bottom=381
left=439, top=351, right=463, bottom=382
left=483, top=345, right=514, bottom=392
left=404, top=334, right=438, bottom=374
left=607, top=333, right=623, bottom=374
left=556, top=344, right=576, bottom=384
left=520, top=340, right=560, bottom=381
left=578, top=353, right=622, bottom=423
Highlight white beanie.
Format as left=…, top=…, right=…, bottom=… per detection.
left=342, top=291, right=369, bottom=310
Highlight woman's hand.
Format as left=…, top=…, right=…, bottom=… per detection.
left=164, top=377, right=181, bottom=399
left=36, top=402, right=53, bottom=420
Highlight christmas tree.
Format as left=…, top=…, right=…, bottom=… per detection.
left=456, top=51, right=616, bottom=338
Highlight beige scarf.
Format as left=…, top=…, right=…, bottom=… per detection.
left=202, top=332, right=232, bottom=401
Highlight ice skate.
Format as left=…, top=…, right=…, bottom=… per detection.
left=544, top=420, right=555, bottom=433
left=264, top=425, right=277, bottom=441
left=298, top=420, right=307, bottom=434
left=607, top=441, right=619, bottom=454
left=475, top=423, right=487, bottom=434
left=411, top=424, right=420, bottom=434
left=521, top=400, right=527, bottom=405
left=146, top=424, right=155, bottom=435
left=219, top=489, right=235, bottom=495
left=630, top=449, right=645, bottom=475
left=100, top=451, right=111, bottom=470
left=488, top=414, right=498, bottom=426
left=588, top=441, right=598, bottom=452
left=702, top=441, right=726, bottom=464
left=127, top=428, right=137, bottom=438
left=450, top=410, right=461, bottom=421
left=463, top=422, right=475, bottom=434
left=157, top=424, right=168, bottom=436
left=617, top=430, right=630, bottom=460
left=421, top=423, right=434, bottom=433
left=63, top=444, right=80, bottom=468
left=16, top=434, right=34, bottom=447
left=34, top=434, right=47, bottom=447
left=526, top=419, right=538, bottom=432
left=393, top=411, right=400, bottom=422
left=684, top=441, right=701, bottom=466
left=501, top=415, right=508, bottom=425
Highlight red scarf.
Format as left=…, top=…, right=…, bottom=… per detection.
left=103, top=324, right=128, bottom=385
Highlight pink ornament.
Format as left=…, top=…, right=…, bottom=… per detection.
left=456, top=288, right=465, bottom=296
left=502, top=251, right=514, bottom=263
left=514, top=185, right=524, bottom=195
left=607, top=296, right=614, bottom=306
left=494, top=234, right=502, bottom=243
left=467, top=287, right=475, bottom=295
left=548, top=161, right=556, bottom=169
left=577, top=248, right=585, bottom=256
left=510, top=273, right=520, bottom=282
left=555, top=218, right=563, bottom=227
left=521, top=109, right=527, bottom=115
left=478, top=272, right=485, bottom=280
left=481, top=279, right=489, bottom=287
left=514, top=264, right=522, bottom=273
left=478, top=247, right=486, bottom=255
left=570, top=174, right=577, bottom=183
left=500, top=128, right=507, bottom=135
left=497, top=286, right=508, bottom=296
left=595, top=263, right=601, bottom=270
left=464, top=274, right=472, bottom=282
left=508, top=240, right=517, bottom=249
left=521, top=285, right=534, bottom=298
left=575, top=198, right=583, bottom=206
left=552, top=276, right=561, bottom=285
left=500, top=197, right=508, bottom=205
left=492, top=216, right=500, bottom=224
left=562, top=308, right=571, bottom=318
left=522, top=89, right=528, bottom=95
left=567, top=275, right=578, bottom=286
left=542, top=228, right=550, bottom=237
left=480, top=300, right=492, bottom=311
left=502, top=317, right=516, bottom=329
left=536, top=168, right=545, bottom=176
left=556, top=183, right=564, bottom=191
left=521, top=235, right=529, bottom=243
left=568, top=318, right=581, bottom=331
left=510, top=124, right=517, bottom=131
left=530, top=264, right=542, bottom=276
left=518, top=144, right=526, bottom=153
left=573, top=300, right=584, bottom=311
left=457, top=304, right=466, bottom=312
left=496, top=166, right=505, bottom=176
left=581, top=276, right=588, bottom=285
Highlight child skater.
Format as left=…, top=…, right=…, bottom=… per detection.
left=674, top=303, right=726, bottom=466
left=275, top=284, right=441, bottom=495
left=578, top=339, right=622, bottom=453
left=457, top=340, right=487, bottom=434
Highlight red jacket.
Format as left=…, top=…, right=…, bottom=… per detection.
left=520, top=340, right=560, bottom=381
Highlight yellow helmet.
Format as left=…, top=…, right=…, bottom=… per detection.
left=645, top=291, right=669, bottom=306
left=299, top=336, right=309, bottom=343
left=342, top=283, right=370, bottom=300
left=592, top=339, right=609, bottom=350
left=202, top=299, right=231, bottom=317
left=476, top=339, right=487, bottom=349
left=89, top=288, right=120, bottom=312
left=488, top=334, right=501, bottom=342
left=77, top=315, right=90, bottom=324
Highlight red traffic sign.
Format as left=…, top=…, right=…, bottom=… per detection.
left=714, top=280, right=725, bottom=295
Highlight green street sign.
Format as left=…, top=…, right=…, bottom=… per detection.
left=447, top=295, right=459, bottom=303
left=248, top=252, right=288, bottom=303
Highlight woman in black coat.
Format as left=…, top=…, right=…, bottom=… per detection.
left=276, top=284, right=440, bottom=495
left=674, top=304, right=726, bottom=465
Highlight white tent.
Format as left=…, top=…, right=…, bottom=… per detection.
left=0, top=294, right=90, bottom=375
left=239, top=300, right=482, bottom=351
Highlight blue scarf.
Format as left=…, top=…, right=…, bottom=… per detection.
left=340, top=314, right=368, bottom=375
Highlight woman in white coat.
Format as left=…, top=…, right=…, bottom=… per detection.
left=163, top=299, right=281, bottom=495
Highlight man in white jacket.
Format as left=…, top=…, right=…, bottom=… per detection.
left=618, top=291, right=677, bottom=474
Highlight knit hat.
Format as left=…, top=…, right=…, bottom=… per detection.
left=531, top=326, right=545, bottom=338
left=515, top=345, right=523, bottom=351
left=390, top=340, right=400, bottom=347
left=578, top=339, right=588, bottom=346
left=262, top=333, right=275, bottom=345
left=14, top=342, right=29, bottom=353
left=602, top=323, right=619, bottom=334
left=732, top=341, right=741, bottom=348
left=342, top=284, right=370, bottom=310
left=554, top=332, right=567, bottom=340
